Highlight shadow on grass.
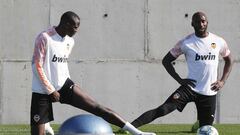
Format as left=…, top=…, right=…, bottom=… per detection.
left=154, top=130, right=195, bottom=135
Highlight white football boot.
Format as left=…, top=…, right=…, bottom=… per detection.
left=139, top=132, right=156, bottom=135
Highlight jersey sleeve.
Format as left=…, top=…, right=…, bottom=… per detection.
left=220, top=39, right=231, bottom=57
left=32, top=34, right=55, bottom=94
left=170, top=40, right=183, bottom=58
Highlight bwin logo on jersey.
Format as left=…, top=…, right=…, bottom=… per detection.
left=52, top=54, right=68, bottom=63
left=195, top=53, right=216, bottom=61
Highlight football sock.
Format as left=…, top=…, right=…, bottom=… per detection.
left=122, top=122, right=142, bottom=135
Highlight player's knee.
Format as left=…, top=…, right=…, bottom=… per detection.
left=96, top=105, right=116, bottom=120
left=156, top=103, right=176, bottom=117
left=93, top=104, right=108, bottom=116
left=156, top=107, right=168, bottom=116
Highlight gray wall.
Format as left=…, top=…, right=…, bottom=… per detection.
left=0, top=0, right=240, bottom=124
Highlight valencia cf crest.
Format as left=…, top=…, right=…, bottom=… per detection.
left=211, top=43, right=216, bottom=49
left=33, top=114, right=40, bottom=122
left=173, top=93, right=180, bottom=100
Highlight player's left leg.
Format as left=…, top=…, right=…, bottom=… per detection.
left=132, top=85, right=192, bottom=128
left=58, top=78, right=156, bottom=135
left=195, top=94, right=216, bottom=127
left=31, top=124, right=45, bottom=135
left=58, top=79, right=126, bottom=127
left=131, top=102, right=177, bottom=128
left=71, top=84, right=126, bottom=127
left=71, top=85, right=155, bottom=135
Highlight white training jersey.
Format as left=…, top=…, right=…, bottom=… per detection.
left=32, top=27, right=74, bottom=94
left=170, top=32, right=230, bottom=96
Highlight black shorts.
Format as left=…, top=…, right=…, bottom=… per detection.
left=30, top=78, right=75, bottom=125
left=195, top=93, right=216, bottom=125
left=165, top=85, right=216, bottom=124
left=30, top=93, right=53, bottom=125
left=58, top=78, right=75, bottom=104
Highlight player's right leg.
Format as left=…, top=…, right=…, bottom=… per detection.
left=30, top=93, right=54, bottom=135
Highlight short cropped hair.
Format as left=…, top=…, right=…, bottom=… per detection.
left=192, top=12, right=207, bottom=21
left=60, top=11, right=80, bottom=25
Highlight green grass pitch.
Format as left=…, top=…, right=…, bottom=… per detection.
left=0, top=124, right=239, bottom=135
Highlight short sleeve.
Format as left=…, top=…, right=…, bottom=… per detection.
left=170, top=40, right=183, bottom=58
left=220, top=39, right=230, bottom=57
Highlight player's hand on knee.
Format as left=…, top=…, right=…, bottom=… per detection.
left=49, top=91, right=60, bottom=102
left=179, top=78, right=196, bottom=88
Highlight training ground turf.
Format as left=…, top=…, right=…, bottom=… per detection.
left=0, top=124, right=239, bottom=135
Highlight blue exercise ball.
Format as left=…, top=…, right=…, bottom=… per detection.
left=59, top=114, right=114, bottom=135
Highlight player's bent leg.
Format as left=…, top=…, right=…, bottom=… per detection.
left=31, top=124, right=45, bottom=135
